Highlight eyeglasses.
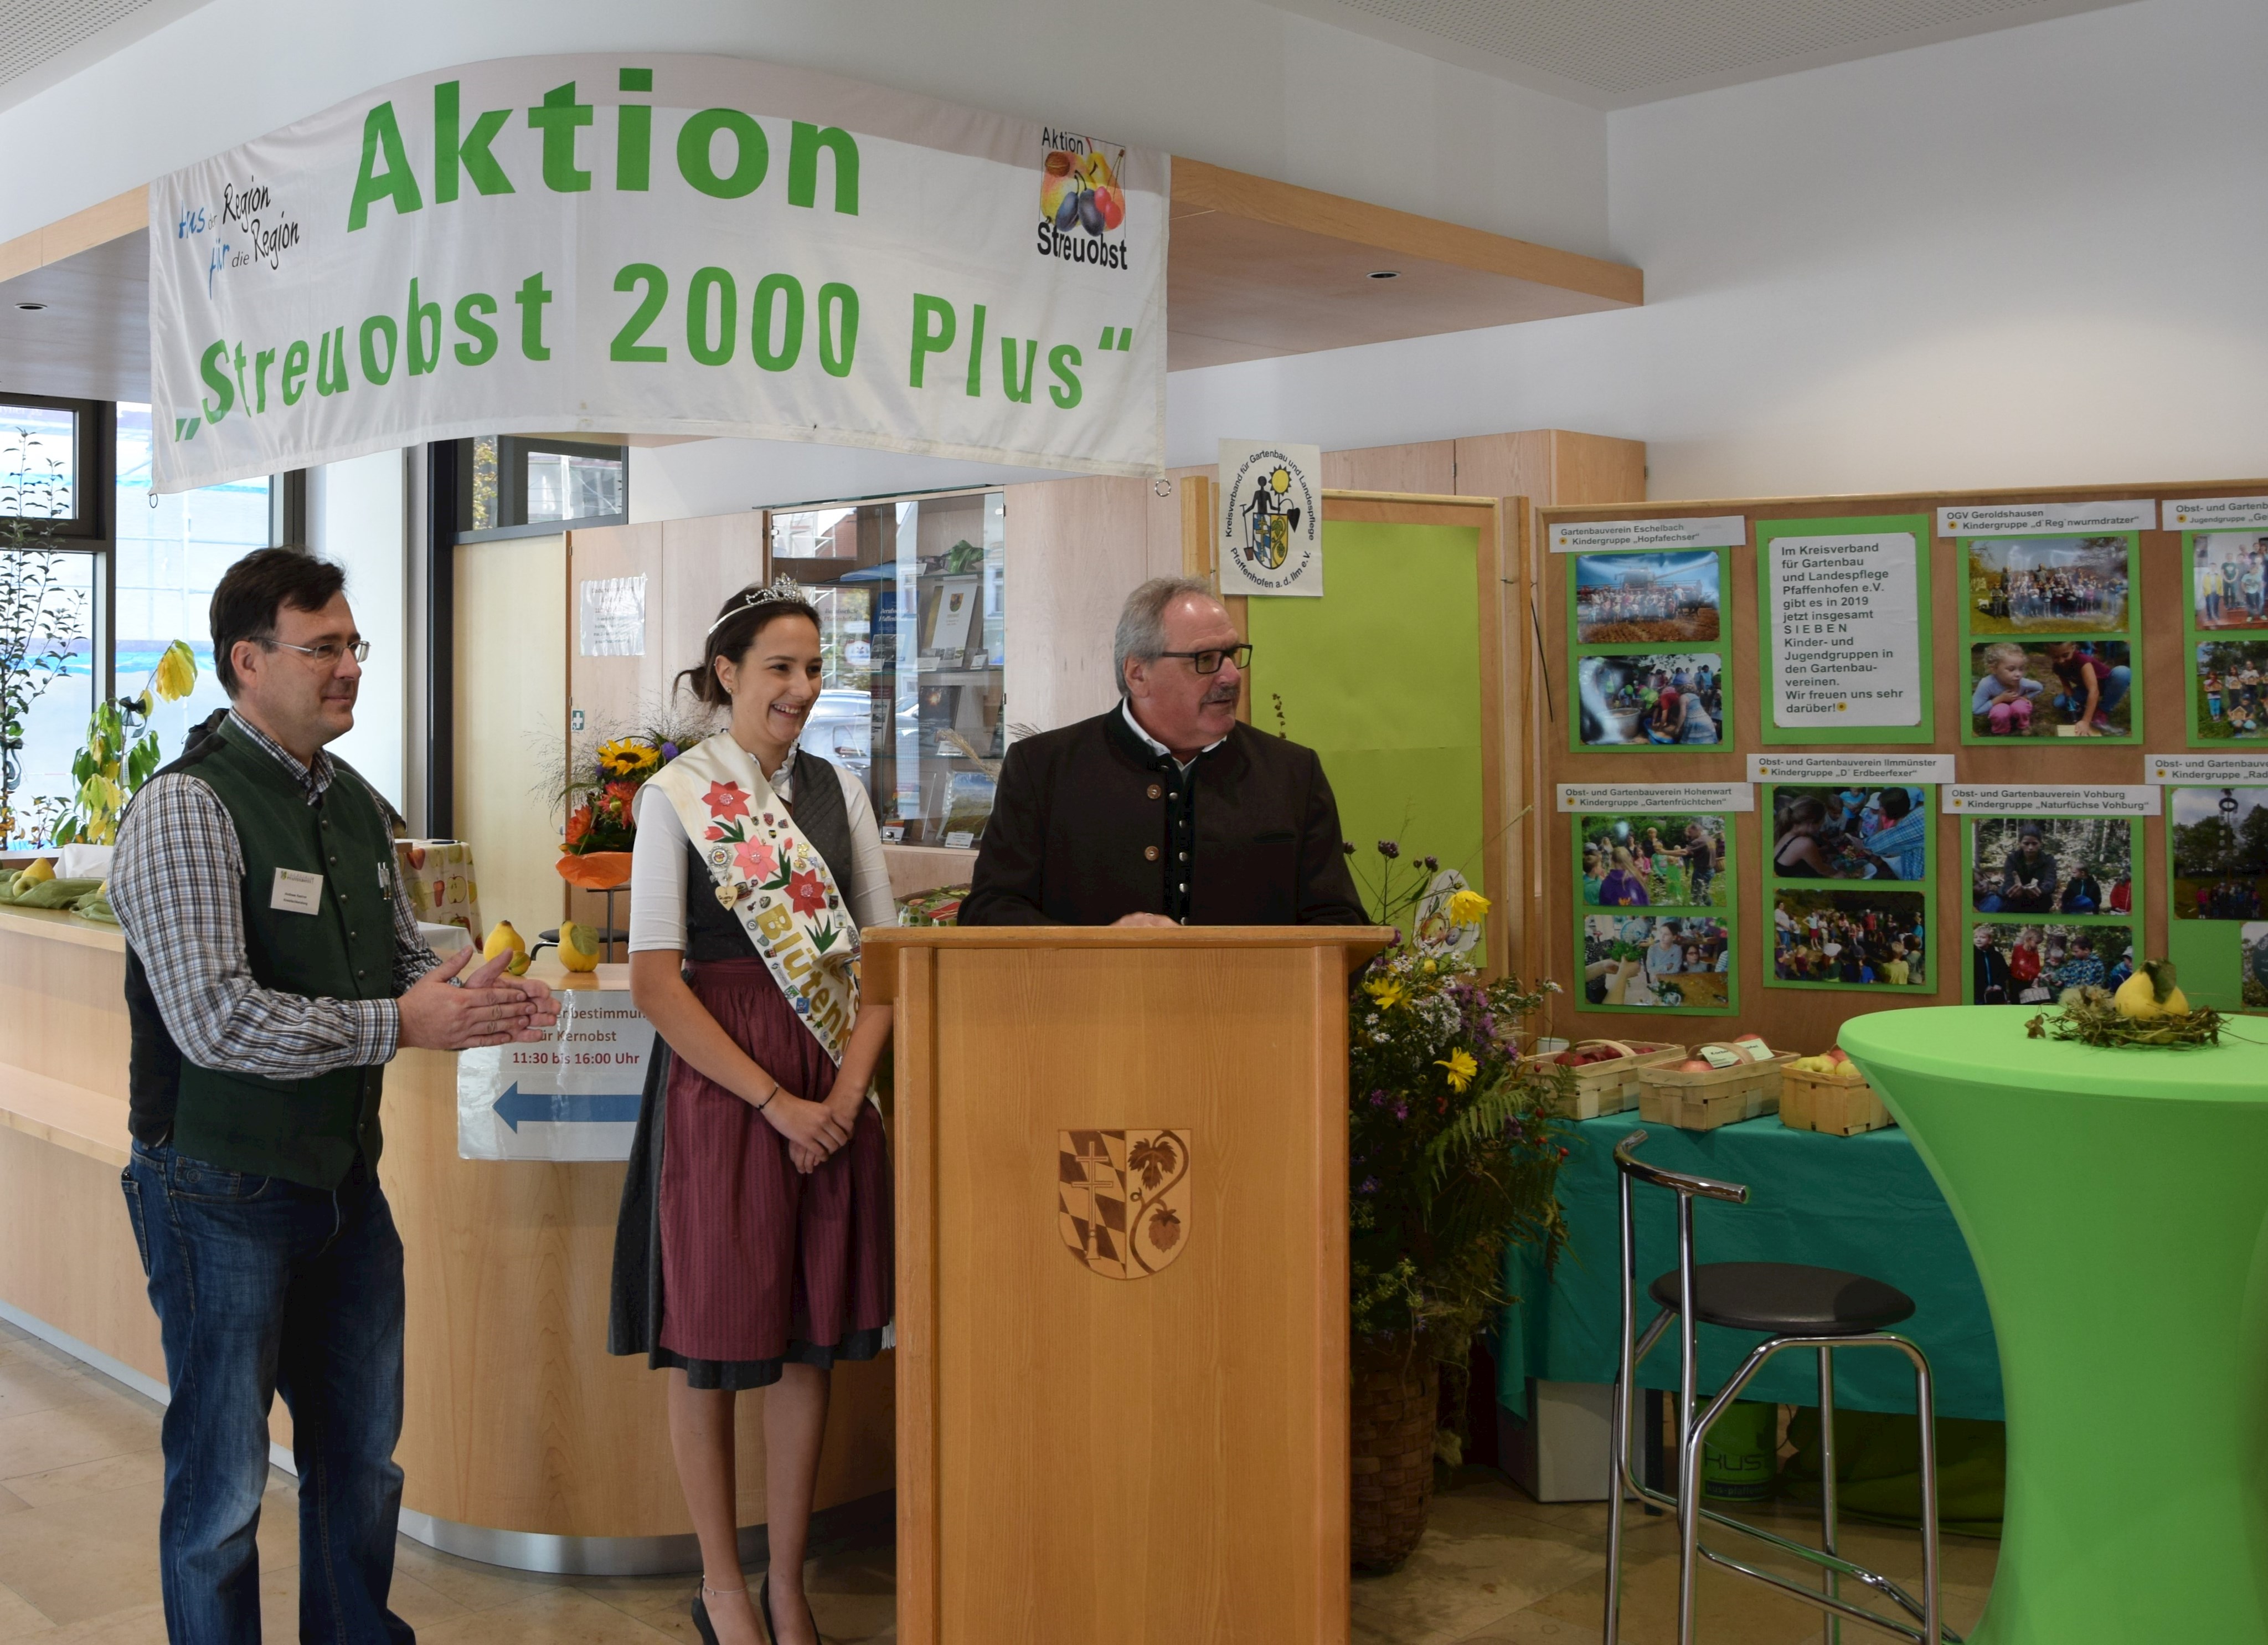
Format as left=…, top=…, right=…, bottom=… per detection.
left=261, top=637, right=371, bottom=665
left=1156, top=644, right=1253, bottom=675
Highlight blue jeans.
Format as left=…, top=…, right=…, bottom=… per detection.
left=122, top=1141, right=414, bottom=1645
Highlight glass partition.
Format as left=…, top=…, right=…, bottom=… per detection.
left=771, top=490, right=1004, bottom=849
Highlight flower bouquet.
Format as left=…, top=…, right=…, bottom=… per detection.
left=558, top=725, right=700, bottom=890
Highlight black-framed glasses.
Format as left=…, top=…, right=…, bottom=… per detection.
left=1156, top=644, right=1252, bottom=675
left=261, top=637, right=371, bottom=665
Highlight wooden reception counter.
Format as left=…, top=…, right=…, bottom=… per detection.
left=0, top=904, right=894, bottom=1574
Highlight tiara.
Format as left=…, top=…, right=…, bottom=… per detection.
left=706, top=573, right=812, bottom=638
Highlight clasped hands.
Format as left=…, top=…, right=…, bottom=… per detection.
left=399, top=947, right=560, bottom=1051
left=758, top=1077, right=865, bottom=1174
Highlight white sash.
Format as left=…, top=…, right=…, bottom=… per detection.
left=647, top=733, right=859, bottom=1064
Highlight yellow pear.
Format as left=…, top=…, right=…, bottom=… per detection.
left=556, top=921, right=601, bottom=973
left=19, top=857, right=54, bottom=887
left=483, top=920, right=531, bottom=976
left=2112, top=969, right=2162, bottom=1020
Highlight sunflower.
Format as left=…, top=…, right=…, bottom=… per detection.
left=597, top=738, right=661, bottom=777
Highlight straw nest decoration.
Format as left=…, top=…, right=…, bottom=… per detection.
left=2026, top=985, right=2226, bottom=1048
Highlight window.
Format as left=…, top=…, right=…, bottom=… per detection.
left=456, top=436, right=626, bottom=536
left=112, top=405, right=271, bottom=778
left=0, top=401, right=79, bottom=523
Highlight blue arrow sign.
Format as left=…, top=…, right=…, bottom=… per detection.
left=493, top=1083, right=642, bottom=1132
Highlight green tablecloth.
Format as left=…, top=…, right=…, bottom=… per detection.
left=1499, top=1112, right=2003, bottom=1421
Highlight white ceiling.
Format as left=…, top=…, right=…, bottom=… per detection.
left=1266, top=0, right=2139, bottom=107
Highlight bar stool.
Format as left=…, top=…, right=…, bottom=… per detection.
left=1602, top=1130, right=1956, bottom=1645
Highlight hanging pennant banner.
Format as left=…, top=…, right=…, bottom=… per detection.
left=148, top=54, right=1168, bottom=492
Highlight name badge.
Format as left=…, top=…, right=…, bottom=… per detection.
left=271, top=867, right=325, bottom=916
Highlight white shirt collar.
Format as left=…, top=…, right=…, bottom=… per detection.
left=1121, top=701, right=1225, bottom=772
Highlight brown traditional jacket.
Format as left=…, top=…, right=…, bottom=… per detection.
left=960, top=707, right=1368, bottom=927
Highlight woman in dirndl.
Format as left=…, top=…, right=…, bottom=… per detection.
left=610, top=577, right=895, bottom=1645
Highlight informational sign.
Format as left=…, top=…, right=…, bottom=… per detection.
left=2147, top=753, right=2268, bottom=784
left=1943, top=785, right=2160, bottom=816
left=1549, top=516, right=1745, bottom=553
left=2163, top=496, right=2268, bottom=531
left=1557, top=783, right=1754, bottom=812
left=1763, top=531, right=1922, bottom=728
left=457, top=981, right=655, bottom=1161
left=1216, top=439, right=1322, bottom=595
left=148, top=54, right=1168, bottom=491
left=579, top=574, right=646, bottom=656
left=1937, top=500, right=2154, bottom=535
left=1748, top=753, right=1956, bottom=783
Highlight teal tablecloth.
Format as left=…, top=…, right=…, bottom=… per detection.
left=1499, top=1113, right=2003, bottom=1422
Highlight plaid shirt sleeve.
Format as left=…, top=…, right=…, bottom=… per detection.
left=111, top=771, right=411, bottom=1077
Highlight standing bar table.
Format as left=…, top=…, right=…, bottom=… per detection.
left=1841, top=1006, right=2268, bottom=1644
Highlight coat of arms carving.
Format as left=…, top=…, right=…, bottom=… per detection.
left=1056, top=1128, right=1190, bottom=1279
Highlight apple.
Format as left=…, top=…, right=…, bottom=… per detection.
left=1096, top=186, right=1125, bottom=230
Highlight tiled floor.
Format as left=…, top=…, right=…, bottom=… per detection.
left=0, top=1316, right=1994, bottom=1642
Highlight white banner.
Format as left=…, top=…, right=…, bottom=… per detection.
left=1942, top=785, right=2159, bottom=816
left=149, top=55, right=1167, bottom=491
left=1937, top=500, right=2153, bottom=536
left=1557, top=783, right=1754, bottom=813
left=2147, top=753, right=2268, bottom=784
left=457, top=978, right=654, bottom=1161
left=1764, top=532, right=1922, bottom=728
left=2164, top=496, right=2268, bottom=531
left=1549, top=516, right=1746, bottom=553
left=1748, top=753, right=1955, bottom=783
left=1217, top=439, right=1323, bottom=595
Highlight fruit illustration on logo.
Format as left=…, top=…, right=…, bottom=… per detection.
left=1040, top=145, right=1127, bottom=238
left=483, top=919, right=531, bottom=977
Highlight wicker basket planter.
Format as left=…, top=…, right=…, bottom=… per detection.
left=1351, top=1334, right=1439, bottom=1571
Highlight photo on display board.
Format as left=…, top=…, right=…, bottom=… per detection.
left=1970, top=922, right=2136, bottom=1006
left=2191, top=533, right=2268, bottom=633
left=1967, top=640, right=2133, bottom=739
left=1574, top=652, right=1724, bottom=748
left=1573, top=551, right=1720, bottom=645
left=1968, top=817, right=2132, bottom=917
left=1580, top=914, right=1731, bottom=1009
left=1768, top=784, right=1929, bottom=882
left=2192, top=640, right=2268, bottom=739
left=2171, top=785, right=2268, bottom=920
left=1961, top=536, right=2130, bottom=634
left=2241, top=924, right=2268, bottom=1007
left=1577, top=814, right=1730, bottom=908
left=1771, top=890, right=1927, bottom=987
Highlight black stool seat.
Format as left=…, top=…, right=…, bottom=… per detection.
left=1648, top=1262, right=1914, bottom=1336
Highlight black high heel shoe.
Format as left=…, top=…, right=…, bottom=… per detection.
left=759, top=1576, right=776, bottom=1642
left=692, top=1580, right=753, bottom=1645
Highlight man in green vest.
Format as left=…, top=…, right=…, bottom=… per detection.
left=110, top=548, right=558, bottom=1645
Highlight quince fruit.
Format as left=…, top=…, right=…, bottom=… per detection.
left=483, top=919, right=531, bottom=977
left=557, top=921, right=602, bottom=973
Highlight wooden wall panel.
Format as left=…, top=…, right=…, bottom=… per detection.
left=1534, top=478, right=2259, bottom=1058
left=1322, top=441, right=1456, bottom=496
left=1002, top=475, right=1155, bottom=732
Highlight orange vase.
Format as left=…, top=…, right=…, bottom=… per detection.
left=556, top=851, right=633, bottom=891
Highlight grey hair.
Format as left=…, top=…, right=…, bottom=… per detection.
left=1113, top=575, right=1217, bottom=699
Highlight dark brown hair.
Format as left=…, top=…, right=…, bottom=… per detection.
left=211, top=548, right=347, bottom=695
left=676, top=584, right=823, bottom=708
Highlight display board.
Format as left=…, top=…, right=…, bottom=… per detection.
left=1535, top=480, right=2267, bottom=1053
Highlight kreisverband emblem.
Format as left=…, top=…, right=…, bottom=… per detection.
left=1057, top=1129, right=1190, bottom=1279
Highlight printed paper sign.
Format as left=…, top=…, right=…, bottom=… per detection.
left=1937, top=501, right=2154, bottom=536
left=579, top=575, right=646, bottom=656
left=457, top=980, right=655, bottom=1161
left=1549, top=516, right=1746, bottom=553
left=1764, top=532, right=1922, bottom=728
left=2163, top=496, right=2268, bottom=531
left=2147, top=753, right=2268, bottom=784
left=1557, top=783, right=1754, bottom=812
left=149, top=54, right=1168, bottom=490
left=1217, top=439, right=1322, bottom=595
left=1748, top=754, right=1955, bottom=783
left=1943, top=785, right=2159, bottom=816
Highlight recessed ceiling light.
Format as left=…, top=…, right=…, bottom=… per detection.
left=14, top=301, right=45, bottom=312
left=1365, top=270, right=1400, bottom=281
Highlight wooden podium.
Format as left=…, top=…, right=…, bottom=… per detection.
left=865, top=925, right=1394, bottom=1645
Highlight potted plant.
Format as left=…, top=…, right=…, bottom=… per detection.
left=1346, top=840, right=1571, bottom=1570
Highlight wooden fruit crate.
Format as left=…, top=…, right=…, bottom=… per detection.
left=1524, top=1039, right=1687, bottom=1119
left=1636, top=1045, right=1795, bottom=1131
left=1780, top=1068, right=1895, bottom=1136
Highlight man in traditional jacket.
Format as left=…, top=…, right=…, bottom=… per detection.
left=110, top=549, right=558, bottom=1644
left=962, top=576, right=1367, bottom=927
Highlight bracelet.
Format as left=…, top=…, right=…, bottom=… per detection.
left=755, top=1082, right=780, bottom=1113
